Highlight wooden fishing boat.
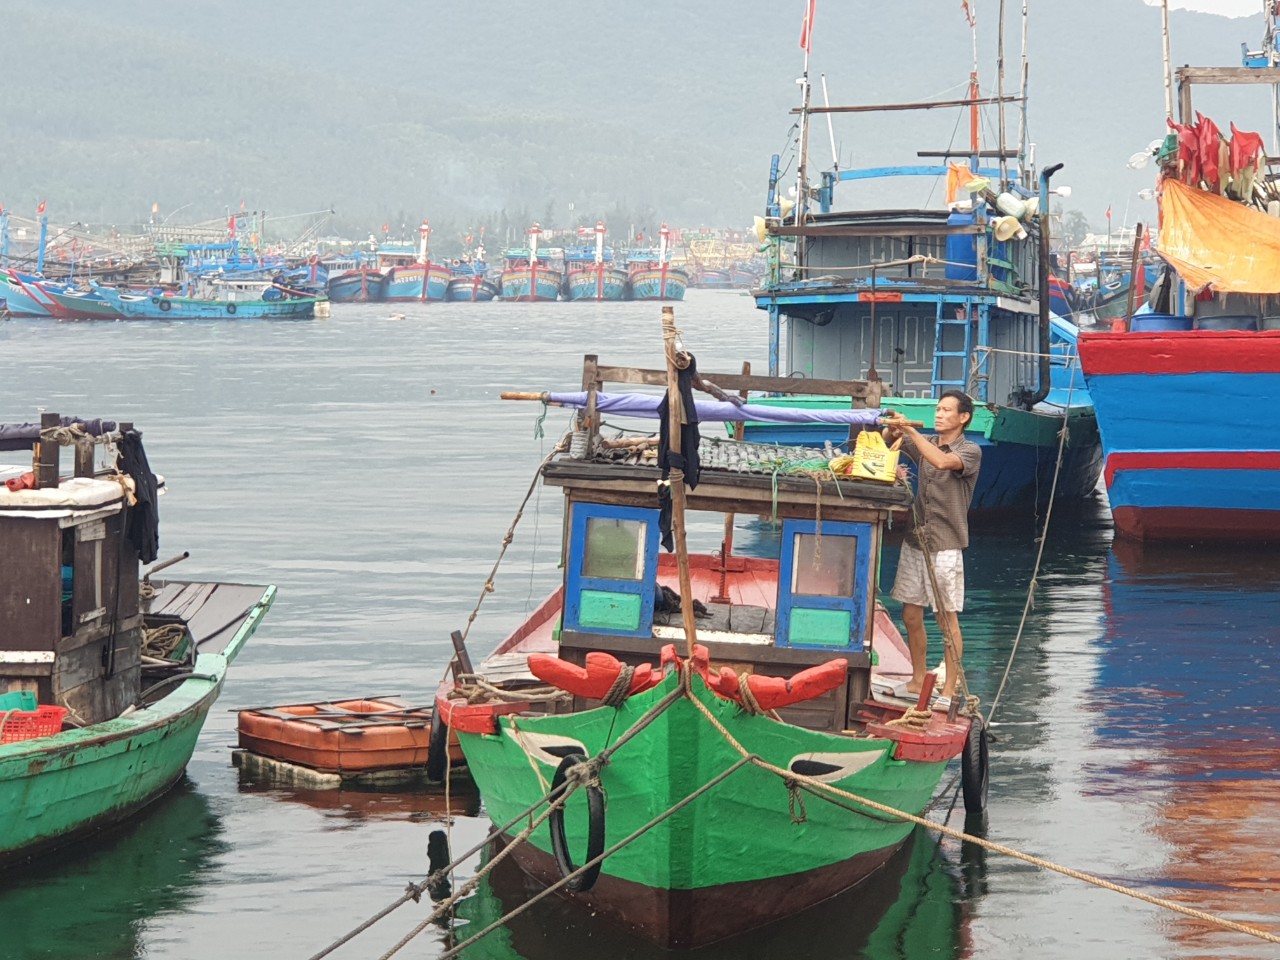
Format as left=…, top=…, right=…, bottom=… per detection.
left=327, top=264, right=386, bottom=303
left=378, top=221, right=450, bottom=302
left=434, top=321, right=986, bottom=948
left=0, top=414, right=274, bottom=864
left=445, top=261, right=500, bottom=302
left=236, top=696, right=463, bottom=775
left=1077, top=38, right=1280, bottom=542
left=500, top=225, right=562, bottom=302
left=626, top=224, right=687, bottom=301
left=561, top=223, right=628, bottom=302
left=750, top=6, right=1101, bottom=518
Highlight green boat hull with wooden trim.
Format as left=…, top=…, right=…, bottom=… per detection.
left=0, top=584, right=274, bottom=864
left=456, top=672, right=947, bottom=948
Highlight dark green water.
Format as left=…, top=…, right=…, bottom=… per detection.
left=1, top=292, right=1276, bottom=959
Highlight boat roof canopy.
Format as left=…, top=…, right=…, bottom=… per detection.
left=1158, top=179, right=1280, bottom=294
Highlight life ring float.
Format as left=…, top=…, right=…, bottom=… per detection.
left=704, top=659, right=848, bottom=711
left=158, top=299, right=171, bottom=312
left=547, top=753, right=605, bottom=891
left=226, top=302, right=237, bottom=315
left=961, top=713, right=989, bottom=813
left=527, top=651, right=661, bottom=701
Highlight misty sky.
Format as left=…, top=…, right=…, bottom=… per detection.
left=1149, top=0, right=1262, bottom=17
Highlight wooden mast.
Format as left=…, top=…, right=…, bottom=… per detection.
left=660, top=306, right=699, bottom=659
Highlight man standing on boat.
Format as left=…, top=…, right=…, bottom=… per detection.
left=881, top=391, right=981, bottom=705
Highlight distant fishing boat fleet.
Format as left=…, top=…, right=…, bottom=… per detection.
left=0, top=214, right=760, bottom=319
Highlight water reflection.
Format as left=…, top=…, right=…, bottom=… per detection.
left=235, top=769, right=481, bottom=824
left=0, top=780, right=224, bottom=960
left=1094, top=539, right=1280, bottom=953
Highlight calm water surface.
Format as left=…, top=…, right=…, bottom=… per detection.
left=1, top=292, right=1276, bottom=960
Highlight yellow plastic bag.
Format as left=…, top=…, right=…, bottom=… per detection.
left=831, top=431, right=901, bottom=483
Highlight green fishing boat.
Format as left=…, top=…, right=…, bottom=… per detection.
left=0, top=413, right=274, bottom=864
left=434, top=314, right=987, bottom=949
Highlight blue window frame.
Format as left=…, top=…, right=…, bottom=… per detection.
left=563, top=503, right=660, bottom=638
left=776, top=519, right=873, bottom=650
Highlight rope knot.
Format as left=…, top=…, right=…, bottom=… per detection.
left=600, top=664, right=636, bottom=708
left=404, top=881, right=423, bottom=904
left=783, top=777, right=808, bottom=823
left=563, top=755, right=607, bottom=789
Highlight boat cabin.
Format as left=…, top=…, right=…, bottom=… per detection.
left=0, top=415, right=152, bottom=725
left=539, top=357, right=910, bottom=732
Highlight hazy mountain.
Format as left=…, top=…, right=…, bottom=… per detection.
left=0, top=0, right=1272, bottom=248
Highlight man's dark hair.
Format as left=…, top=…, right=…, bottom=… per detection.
left=940, top=389, right=975, bottom=425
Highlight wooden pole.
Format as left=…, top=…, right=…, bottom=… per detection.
left=661, top=306, right=698, bottom=658
left=33, top=412, right=59, bottom=490
left=1124, top=222, right=1145, bottom=329
left=1161, top=0, right=1174, bottom=120
left=712, top=362, right=750, bottom=604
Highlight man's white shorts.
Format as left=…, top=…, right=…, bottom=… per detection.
left=891, top=544, right=965, bottom=612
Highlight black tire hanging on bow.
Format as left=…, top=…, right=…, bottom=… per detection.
left=548, top=752, right=606, bottom=892
left=425, top=710, right=449, bottom=783
left=961, top=713, right=990, bottom=814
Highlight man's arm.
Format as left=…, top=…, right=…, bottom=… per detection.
left=881, top=413, right=963, bottom=471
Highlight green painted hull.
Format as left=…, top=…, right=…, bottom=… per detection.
left=0, top=585, right=273, bottom=863
left=457, top=674, right=947, bottom=946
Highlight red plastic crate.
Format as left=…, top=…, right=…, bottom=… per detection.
left=0, top=705, right=68, bottom=743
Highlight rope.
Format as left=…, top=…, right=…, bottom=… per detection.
left=884, top=706, right=932, bottom=730
left=600, top=664, right=636, bottom=708
left=452, top=674, right=570, bottom=705
left=985, top=350, right=1079, bottom=726
left=684, top=686, right=1280, bottom=947
left=735, top=671, right=764, bottom=716
left=141, top=623, right=186, bottom=659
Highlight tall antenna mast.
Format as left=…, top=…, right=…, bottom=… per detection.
left=966, top=1, right=981, bottom=157
left=998, top=0, right=1009, bottom=187
left=1017, top=0, right=1030, bottom=188
left=795, top=0, right=816, bottom=268
left=1162, top=0, right=1174, bottom=120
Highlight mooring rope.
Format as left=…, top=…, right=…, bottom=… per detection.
left=685, top=689, right=1280, bottom=947
left=985, top=350, right=1079, bottom=726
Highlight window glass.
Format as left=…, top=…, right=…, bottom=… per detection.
left=790, top=533, right=856, bottom=597
left=583, top=517, right=646, bottom=581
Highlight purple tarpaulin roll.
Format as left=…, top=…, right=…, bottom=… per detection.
left=545, top=392, right=884, bottom=426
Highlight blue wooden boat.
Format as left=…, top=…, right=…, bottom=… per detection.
left=45, top=286, right=125, bottom=320
left=750, top=49, right=1100, bottom=516
left=562, top=226, right=627, bottom=301
left=691, top=268, right=734, bottom=290
left=111, top=282, right=322, bottom=320
left=327, top=265, right=386, bottom=303
left=0, top=271, right=61, bottom=318
left=500, top=226, right=562, bottom=301
left=626, top=225, right=687, bottom=301
left=377, top=222, right=450, bottom=302
left=445, top=259, right=500, bottom=302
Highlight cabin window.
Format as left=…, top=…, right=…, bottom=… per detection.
left=564, top=503, right=659, bottom=638
left=790, top=533, right=857, bottom=597
left=776, top=519, right=873, bottom=651
left=582, top=517, right=646, bottom=581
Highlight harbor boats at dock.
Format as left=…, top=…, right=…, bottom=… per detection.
left=751, top=54, right=1101, bottom=518
left=377, top=222, right=451, bottom=303
left=432, top=326, right=985, bottom=948
left=561, top=223, right=628, bottom=302
left=625, top=224, right=688, bottom=301
left=499, top=225, right=564, bottom=302
left=1078, top=28, right=1280, bottom=542
left=0, top=415, right=274, bottom=863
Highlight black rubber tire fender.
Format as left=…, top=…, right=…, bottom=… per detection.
left=961, top=713, right=990, bottom=814
left=158, top=299, right=171, bottom=312
left=548, top=752, right=606, bottom=892
left=425, top=710, right=449, bottom=783
left=226, top=302, right=237, bottom=315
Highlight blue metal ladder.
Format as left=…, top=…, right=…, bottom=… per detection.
left=929, top=297, right=975, bottom=396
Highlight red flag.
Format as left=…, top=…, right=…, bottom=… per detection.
left=382, top=223, right=390, bottom=234
left=1105, top=205, right=1112, bottom=221
left=961, top=0, right=975, bottom=26
left=36, top=200, right=46, bottom=215
left=799, top=0, right=816, bottom=52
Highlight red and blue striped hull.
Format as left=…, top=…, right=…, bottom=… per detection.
left=1078, top=330, right=1280, bottom=541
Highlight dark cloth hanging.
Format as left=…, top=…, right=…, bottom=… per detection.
left=118, top=429, right=160, bottom=564
left=656, top=353, right=702, bottom=552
